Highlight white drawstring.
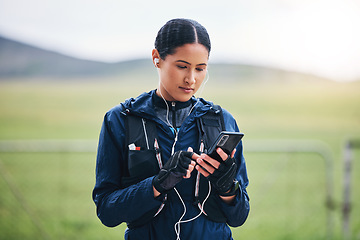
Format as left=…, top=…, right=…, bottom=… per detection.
left=141, top=118, right=150, bottom=149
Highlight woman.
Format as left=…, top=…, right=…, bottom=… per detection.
left=93, top=18, right=250, bottom=240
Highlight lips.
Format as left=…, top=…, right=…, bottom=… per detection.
left=179, top=87, right=194, bottom=93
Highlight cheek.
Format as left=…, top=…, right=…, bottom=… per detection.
left=162, top=68, right=181, bottom=83
left=196, top=72, right=207, bottom=84
left=194, top=79, right=204, bottom=91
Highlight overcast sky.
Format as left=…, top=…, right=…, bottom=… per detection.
left=1, top=0, right=360, bottom=81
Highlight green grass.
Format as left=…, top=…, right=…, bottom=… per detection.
left=0, top=77, right=359, bottom=239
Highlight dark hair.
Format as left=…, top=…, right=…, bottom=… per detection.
left=155, top=18, right=211, bottom=60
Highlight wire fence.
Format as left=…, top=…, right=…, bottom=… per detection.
left=245, top=139, right=335, bottom=240
left=0, top=139, right=357, bottom=240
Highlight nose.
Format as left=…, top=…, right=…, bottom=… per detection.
left=185, top=71, right=196, bottom=85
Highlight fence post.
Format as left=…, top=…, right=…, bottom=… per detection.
left=343, top=139, right=360, bottom=240
left=343, top=141, right=352, bottom=240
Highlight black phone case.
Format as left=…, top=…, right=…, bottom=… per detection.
left=207, top=131, right=244, bottom=161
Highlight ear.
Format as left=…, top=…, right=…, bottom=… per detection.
left=152, top=49, right=160, bottom=67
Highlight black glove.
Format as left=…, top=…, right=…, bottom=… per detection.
left=207, top=156, right=237, bottom=195
left=153, top=151, right=193, bottom=194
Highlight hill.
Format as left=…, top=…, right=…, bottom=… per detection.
left=0, top=35, right=329, bottom=83
left=0, top=36, right=155, bottom=78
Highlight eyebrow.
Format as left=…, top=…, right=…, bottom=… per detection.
left=176, top=60, right=207, bottom=66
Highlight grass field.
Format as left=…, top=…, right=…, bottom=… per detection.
left=0, top=77, right=359, bottom=240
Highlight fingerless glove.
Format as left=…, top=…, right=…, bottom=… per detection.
left=207, top=156, right=237, bottom=195
left=153, top=151, right=193, bottom=194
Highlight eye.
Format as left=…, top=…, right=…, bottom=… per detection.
left=196, top=68, right=205, bottom=72
left=177, top=65, right=187, bottom=69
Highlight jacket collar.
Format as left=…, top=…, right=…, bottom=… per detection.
left=152, top=91, right=193, bottom=110
left=122, top=89, right=213, bottom=119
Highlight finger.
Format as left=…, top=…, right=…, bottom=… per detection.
left=191, top=152, right=201, bottom=161
left=216, top=148, right=230, bottom=162
left=180, top=160, right=196, bottom=176
left=201, top=153, right=221, bottom=169
left=184, top=162, right=196, bottom=178
left=182, top=151, right=194, bottom=159
left=195, top=165, right=210, bottom=177
left=184, top=169, right=191, bottom=178
left=186, top=146, right=201, bottom=161
left=186, top=161, right=195, bottom=173
left=196, top=158, right=216, bottom=174
left=188, top=162, right=195, bottom=171
left=230, top=149, right=237, bottom=158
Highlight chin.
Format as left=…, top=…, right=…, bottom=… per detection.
left=176, top=95, right=192, bottom=102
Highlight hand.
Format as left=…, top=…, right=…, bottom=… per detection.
left=153, top=150, right=196, bottom=195
left=196, top=148, right=237, bottom=195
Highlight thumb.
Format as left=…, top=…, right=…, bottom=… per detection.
left=230, top=149, right=237, bottom=158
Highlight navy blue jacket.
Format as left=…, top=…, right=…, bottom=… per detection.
left=93, top=90, right=250, bottom=240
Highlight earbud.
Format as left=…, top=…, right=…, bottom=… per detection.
left=154, top=58, right=159, bottom=67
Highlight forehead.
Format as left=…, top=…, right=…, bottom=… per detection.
left=167, top=43, right=209, bottom=64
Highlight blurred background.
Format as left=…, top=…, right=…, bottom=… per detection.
left=0, top=0, right=359, bottom=239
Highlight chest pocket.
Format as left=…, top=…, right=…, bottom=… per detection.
left=121, top=114, right=162, bottom=188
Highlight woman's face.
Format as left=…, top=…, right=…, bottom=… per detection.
left=155, top=43, right=209, bottom=102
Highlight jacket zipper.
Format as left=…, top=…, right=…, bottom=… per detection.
left=171, top=101, right=176, bottom=131
left=171, top=101, right=178, bottom=155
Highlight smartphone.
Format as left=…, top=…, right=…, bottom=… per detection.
left=207, top=131, right=244, bottom=161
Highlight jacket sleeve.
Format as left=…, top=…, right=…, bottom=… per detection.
left=218, top=109, right=250, bottom=227
left=92, top=108, right=163, bottom=227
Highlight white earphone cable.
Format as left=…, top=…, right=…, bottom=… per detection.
left=174, top=181, right=212, bottom=240
left=158, top=70, right=211, bottom=240
left=188, top=70, right=210, bottom=115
